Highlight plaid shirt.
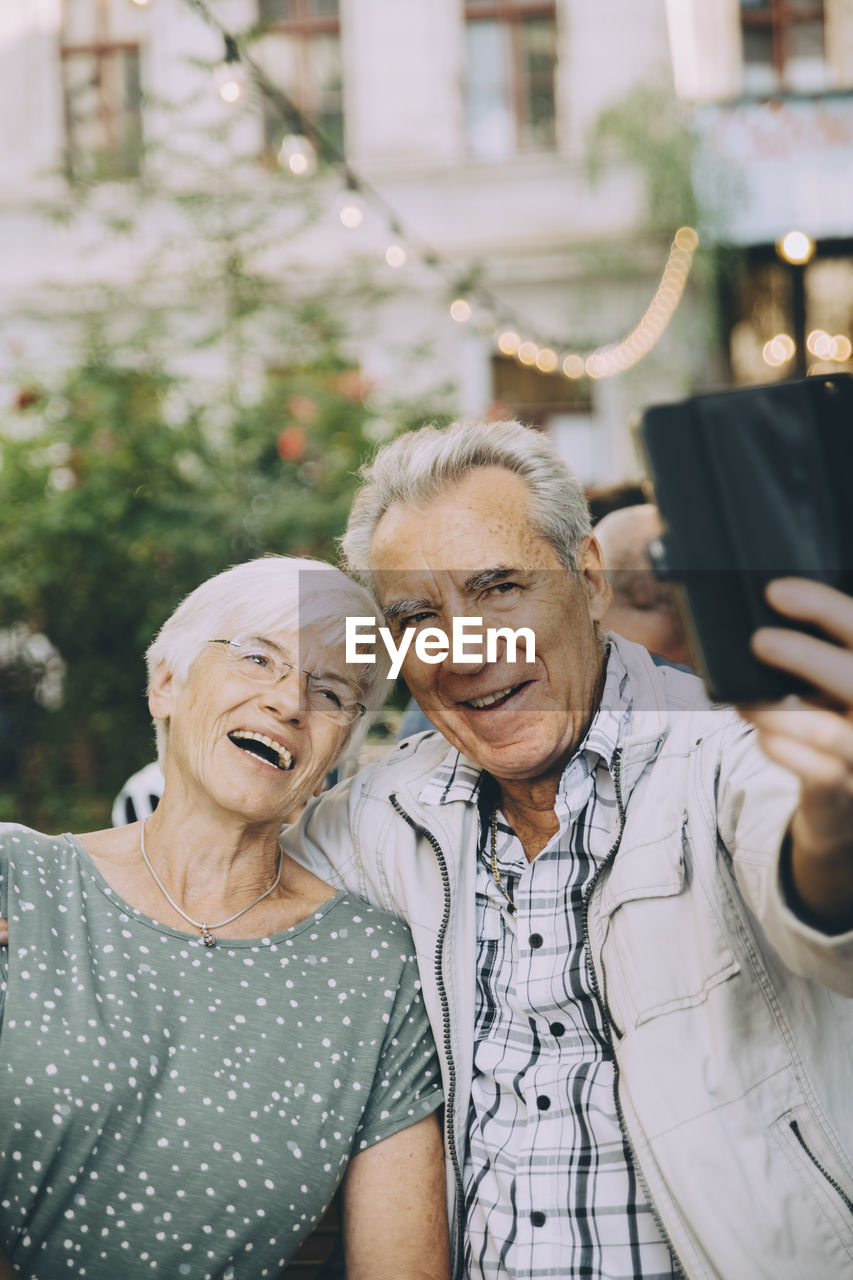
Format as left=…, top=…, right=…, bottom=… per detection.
left=421, top=647, right=678, bottom=1279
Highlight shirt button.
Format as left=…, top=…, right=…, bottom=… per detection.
left=530, top=1211, right=546, bottom=1227
left=549, top=1021, right=565, bottom=1037
left=536, top=1095, right=551, bottom=1111
left=529, top=933, right=543, bottom=949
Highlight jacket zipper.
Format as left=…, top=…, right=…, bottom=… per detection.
left=389, top=794, right=466, bottom=1280
left=790, top=1119, right=853, bottom=1215
left=581, top=748, right=686, bottom=1274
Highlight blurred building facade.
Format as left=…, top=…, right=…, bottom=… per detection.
left=667, top=0, right=853, bottom=385
left=1, top=0, right=852, bottom=485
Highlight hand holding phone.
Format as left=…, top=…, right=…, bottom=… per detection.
left=738, top=576, right=853, bottom=931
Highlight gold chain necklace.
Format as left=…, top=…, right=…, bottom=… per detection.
left=140, top=819, right=284, bottom=947
left=490, top=811, right=516, bottom=913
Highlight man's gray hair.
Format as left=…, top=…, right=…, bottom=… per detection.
left=340, top=419, right=592, bottom=580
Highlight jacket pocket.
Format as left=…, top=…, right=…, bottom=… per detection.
left=772, top=1106, right=853, bottom=1250
left=596, top=819, right=740, bottom=1030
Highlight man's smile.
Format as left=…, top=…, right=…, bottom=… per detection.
left=463, top=683, right=528, bottom=710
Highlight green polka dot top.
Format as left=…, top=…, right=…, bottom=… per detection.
left=0, top=826, right=443, bottom=1278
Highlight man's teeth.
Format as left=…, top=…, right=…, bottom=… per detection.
left=229, top=731, right=293, bottom=770
left=467, top=687, right=515, bottom=710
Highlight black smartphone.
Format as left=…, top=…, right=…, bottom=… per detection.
left=635, top=373, right=853, bottom=703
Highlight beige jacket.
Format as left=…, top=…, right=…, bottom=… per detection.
left=284, top=636, right=853, bottom=1280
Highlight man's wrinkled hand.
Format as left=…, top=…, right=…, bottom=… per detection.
left=738, top=578, right=853, bottom=933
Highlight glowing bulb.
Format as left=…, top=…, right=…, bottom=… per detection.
left=832, top=335, right=852, bottom=362
left=278, top=135, right=316, bottom=177
left=338, top=196, right=364, bottom=229
left=450, top=299, right=472, bottom=323
left=562, top=354, right=584, bottom=379
left=218, top=78, right=241, bottom=103
left=385, top=244, right=407, bottom=268
left=517, top=342, right=538, bottom=366
left=777, top=230, right=815, bottom=265
left=674, top=226, right=699, bottom=252
left=130, top=0, right=151, bottom=6
left=497, top=330, right=520, bottom=355
left=535, top=348, right=558, bottom=373
left=762, top=340, right=785, bottom=368
left=771, top=333, right=795, bottom=361
left=215, top=37, right=245, bottom=104
left=808, top=330, right=833, bottom=359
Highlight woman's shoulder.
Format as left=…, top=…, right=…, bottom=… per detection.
left=324, top=893, right=420, bottom=962
left=0, top=823, right=69, bottom=855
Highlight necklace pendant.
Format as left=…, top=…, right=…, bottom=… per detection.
left=201, top=925, right=216, bottom=947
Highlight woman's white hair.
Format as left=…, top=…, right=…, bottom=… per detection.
left=145, top=555, right=390, bottom=767
left=340, top=418, right=592, bottom=581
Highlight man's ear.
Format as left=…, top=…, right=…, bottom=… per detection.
left=148, top=661, right=178, bottom=722
left=577, top=535, right=613, bottom=622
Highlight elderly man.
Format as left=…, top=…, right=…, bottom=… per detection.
left=287, top=419, right=853, bottom=1280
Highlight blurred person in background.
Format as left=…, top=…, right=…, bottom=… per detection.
left=594, top=503, right=691, bottom=667
left=0, top=556, right=448, bottom=1280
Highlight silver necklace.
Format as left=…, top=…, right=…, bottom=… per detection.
left=140, top=818, right=284, bottom=947
left=490, top=811, right=516, bottom=913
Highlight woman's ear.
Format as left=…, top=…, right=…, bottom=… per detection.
left=148, top=661, right=177, bottom=722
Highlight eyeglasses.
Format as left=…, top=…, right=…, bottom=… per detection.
left=208, top=636, right=366, bottom=727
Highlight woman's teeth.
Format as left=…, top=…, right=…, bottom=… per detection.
left=228, top=731, right=293, bottom=770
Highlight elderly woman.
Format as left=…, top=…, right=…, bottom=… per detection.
left=0, top=556, right=448, bottom=1280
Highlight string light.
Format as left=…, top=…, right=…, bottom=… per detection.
left=762, top=333, right=795, bottom=368
left=188, top=1, right=700, bottom=381
left=215, top=35, right=244, bottom=104
left=278, top=134, right=316, bottom=177
left=536, top=226, right=701, bottom=380
left=807, top=330, right=852, bottom=362
left=535, top=348, right=558, bottom=373
left=337, top=190, right=365, bottom=229
left=776, top=230, right=815, bottom=265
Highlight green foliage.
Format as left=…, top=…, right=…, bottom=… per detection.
left=0, top=356, right=433, bottom=831
left=586, top=79, right=740, bottom=244
left=3, top=60, right=452, bottom=830
left=587, top=80, right=700, bottom=233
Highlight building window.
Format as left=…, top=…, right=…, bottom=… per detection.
left=465, top=1, right=558, bottom=161
left=739, top=0, right=827, bottom=95
left=60, top=0, right=143, bottom=180
left=258, top=0, right=344, bottom=156
left=491, top=354, right=591, bottom=423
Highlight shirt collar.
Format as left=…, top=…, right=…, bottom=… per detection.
left=418, top=641, right=637, bottom=810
